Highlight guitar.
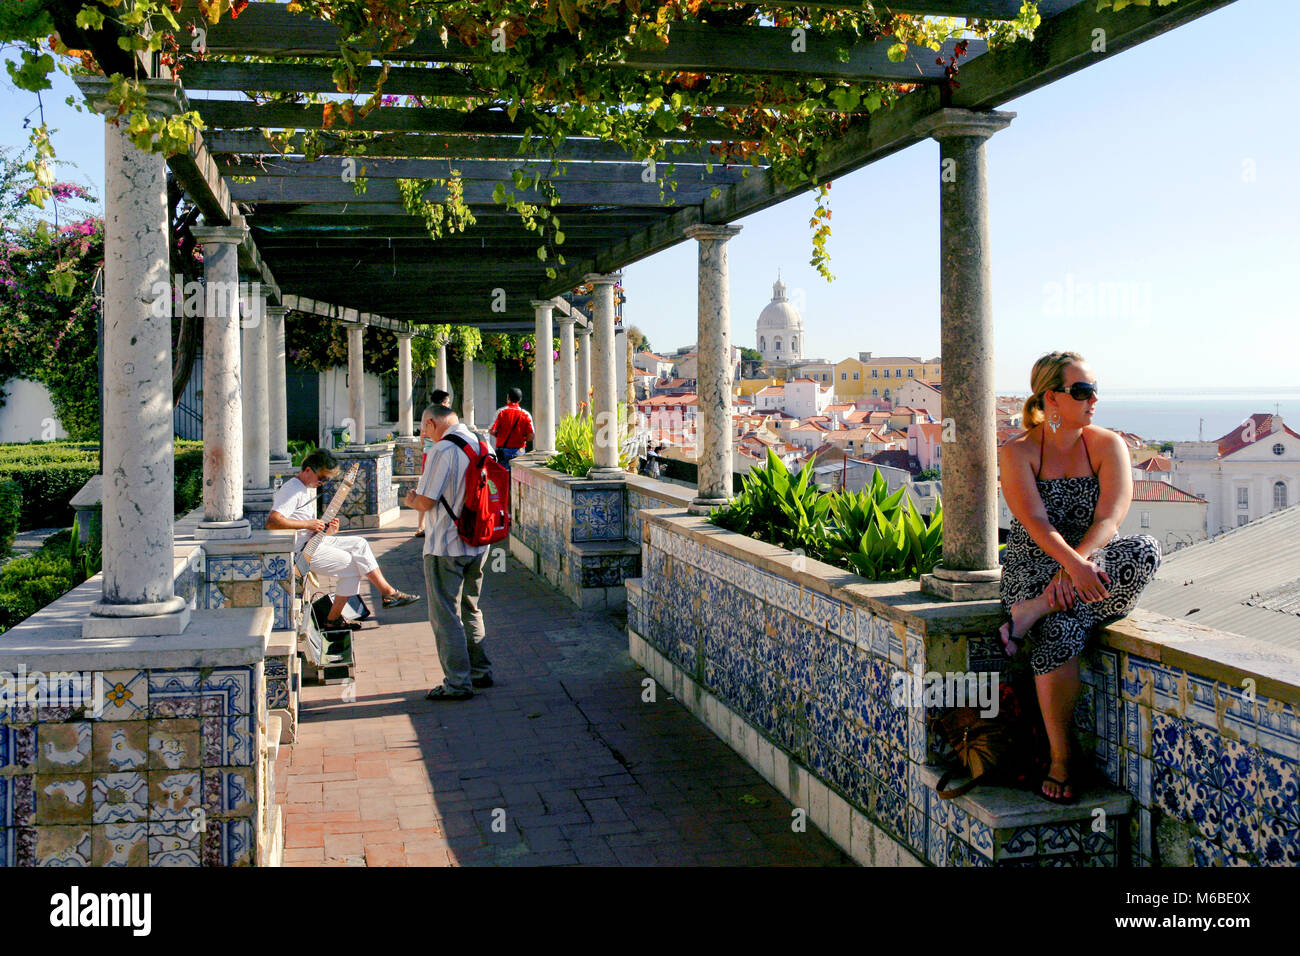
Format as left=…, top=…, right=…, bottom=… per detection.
left=294, top=461, right=361, bottom=578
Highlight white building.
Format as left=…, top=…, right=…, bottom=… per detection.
left=754, top=383, right=786, bottom=412
left=894, top=379, right=942, bottom=421
left=783, top=377, right=833, bottom=420
left=1170, top=413, right=1299, bottom=536
left=1117, top=480, right=1208, bottom=554
left=756, top=274, right=804, bottom=365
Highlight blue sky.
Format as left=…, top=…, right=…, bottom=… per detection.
left=4, top=0, right=1294, bottom=394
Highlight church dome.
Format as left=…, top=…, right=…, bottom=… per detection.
left=757, top=276, right=804, bottom=330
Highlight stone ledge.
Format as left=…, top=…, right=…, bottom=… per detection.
left=915, top=765, right=1131, bottom=832
left=1099, top=609, right=1300, bottom=708
left=0, top=606, right=273, bottom=671
left=188, top=529, right=296, bottom=554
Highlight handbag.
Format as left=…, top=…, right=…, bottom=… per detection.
left=931, top=673, right=1046, bottom=799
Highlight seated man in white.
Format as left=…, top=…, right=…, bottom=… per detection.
left=266, top=449, right=418, bottom=629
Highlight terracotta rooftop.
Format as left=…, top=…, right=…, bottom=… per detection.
left=1132, top=480, right=1206, bottom=503
left=1137, top=455, right=1172, bottom=472
left=1214, top=414, right=1300, bottom=458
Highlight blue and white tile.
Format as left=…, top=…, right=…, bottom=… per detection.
left=261, top=553, right=291, bottom=581
left=92, top=772, right=149, bottom=824
left=1150, top=712, right=1185, bottom=769
left=149, top=821, right=201, bottom=867
left=968, top=819, right=994, bottom=859
left=997, top=826, right=1036, bottom=861
left=1182, top=778, right=1221, bottom=842
left=1254, top=813, right=1300, bottom=866
left=1256, top=751, right=1299, bottom=822
left=98, top=670, right=147, bottom=721
left=202, top=667, right=254, bottom=716
left=1254, top=695, right=1300, bottom=763
left=149, top=669, right=203, bottom=718
left=1037, top=822, right=1081, bottom=855
left=1124, top=750, right=1154, bottom=806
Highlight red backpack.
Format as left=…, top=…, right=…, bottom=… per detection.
left=438, top=433, right=511, bottom=546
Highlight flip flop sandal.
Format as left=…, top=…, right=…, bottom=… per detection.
left=998, top=616, right=1024, bottom=658
left=383, top=590, right=420, bottom=609
left=1040, top=775, right=1077, bottom=805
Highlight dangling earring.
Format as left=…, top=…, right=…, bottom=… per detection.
left=1048, top=411, right=1061, bottom=434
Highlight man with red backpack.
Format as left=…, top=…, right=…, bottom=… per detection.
left=489, top=387, right=534, bottom=471
left=404, top=403, right=510, bottom=701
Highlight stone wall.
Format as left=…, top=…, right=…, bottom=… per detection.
left=628, top=510, right=1300, bottom=867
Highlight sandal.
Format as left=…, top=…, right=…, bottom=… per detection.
left=1040, top=775, right=1077, bottom=805
left=382, top=590, right=420, bottom=609
left=425, top=685, right=473, bottom=702
left=323, top=616, right=361, bottom=631
left=998, top=615, right=1024, bottom=658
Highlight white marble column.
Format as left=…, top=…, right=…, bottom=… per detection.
left=267, top=304, right=290, bottom=469
left=85, top=117, right=191, bottom=635
left=193, top=219, right=251, bottom=542
left=530, top=299, right=556, bottom=455
left=557, top=313, right=577, bottom=421
left=585, top=275, right=623, bottom=479
left=685, top=224, right=742, bottom=513
left=397, top=332, right=414, bottom=437
left=576, top=322, right=592, bottom=415
left=916, top=108, right=1015, bottom=601
left=242, top=291, right=272, bottom=501
left=345, top=321, right=366, bottom=445
left=462, top=354, right=476, bottom=428
left=436, top=341, right=449, bottom=395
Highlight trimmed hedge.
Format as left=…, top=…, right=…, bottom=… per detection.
left=0, top=480, right=20, bottom=557
left=0, top=440, right=203, bottom=529
left=0, top=551, right=80, bottom=633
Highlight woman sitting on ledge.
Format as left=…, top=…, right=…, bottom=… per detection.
left=998, top=351, right=1161, bottom=805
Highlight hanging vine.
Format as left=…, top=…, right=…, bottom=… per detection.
left=0, top=0, right=1060, bottom=278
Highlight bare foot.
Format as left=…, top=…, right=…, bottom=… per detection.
left=1041, top=758, right=1075, bottom=802
left=999, top=601, right=1035, bottom=656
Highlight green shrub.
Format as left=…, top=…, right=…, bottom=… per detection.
left=0, top=479, right=20, bottom=558
left=712, top=452, right=943, bottom=581
left=546, top=408, right=634, bottom=477
left=0, top=551, right=79, bottom=633
left=0, top=440, right=205, bottom=528
left=289, top=439, right=317, bottom=468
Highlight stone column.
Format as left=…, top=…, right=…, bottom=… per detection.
left=85, top=117, right=191, bottom=634
left=192, top=219, right=251, bottom=542
left=242, top=289, right=273, bottom=517
left=345, top=321, right=366, bottom=445
left=576, top=322, right=592, bottom=415
left=916, top=108, right=1015, bottom=601
left=685, top=224, right=743, bottom=514
left=585, top=275, right=624, bottom=479
left=557, top=313, right=577, bottom=421
left=397, top=331, right=414, bottom=437
left=436, top=341, right=449, bottom=395
left=266, top=304, right=290, bottom=470
left=462, top=354, right=476, bottom=429
left=530, top=299, right=556, bottom=455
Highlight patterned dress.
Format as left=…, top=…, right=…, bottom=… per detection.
left=1001, top=429, right=1163, bottom=676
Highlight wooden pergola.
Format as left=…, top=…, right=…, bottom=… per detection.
left=57, top=0, right=1234, bottom=329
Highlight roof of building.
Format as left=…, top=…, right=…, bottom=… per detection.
left=1137, top=455, right=1172, bottom=472
left=757, top=277, right=804, bottom=331
left=824, top=403, right=855, bottom=411
left=791, top=420, right=830, bottom=432
left=868, top=449, right=918, bottom=473
left=901, top=379, right=941, bottom=393
left=638, top=394, right=698, bottom=406
left=1138, top=504, right=1300, bottom=651
left=756, top=385, right=786, bottom=396
left=911, top=422, right=943, bottom=442
left=1131, top=480, right=1205, bottom=503
left=1214, top=414, right=1300, bottom=458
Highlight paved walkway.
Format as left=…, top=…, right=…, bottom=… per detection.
left=276, top=510, right=849, bottom=866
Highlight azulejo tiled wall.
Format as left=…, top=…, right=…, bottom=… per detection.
left=323, top=447, right=399, bottom=530
left=630, top=513, right=1136, bottom=868
left=510, top=461, right=693, bottom=608
left=203, top=549, right=297, bottom=633
left=392, top=439, right=423, bottom=478
left=1085, top=644, right=1300, bottom=866
left=1, top=663, right=268, bottom=866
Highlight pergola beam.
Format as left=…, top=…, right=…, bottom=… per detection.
left=218, top=157, right=752, bottom=186
left=205, top=131, right=735, bottom=165
left=228, top=176, right=721, bottom=207
left=180, top=2, right=980, bottom=81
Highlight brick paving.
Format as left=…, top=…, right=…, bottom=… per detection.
left=276, top=510, right=850, bottom=866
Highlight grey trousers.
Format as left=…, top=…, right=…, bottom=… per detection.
left=422, top=551, right=490, bottom=693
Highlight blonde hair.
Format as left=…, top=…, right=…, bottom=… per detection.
left=1022, top=351, right=1086, bottom=427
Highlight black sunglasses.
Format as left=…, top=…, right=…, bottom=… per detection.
left=1054, top=382, right=1099, bottom=401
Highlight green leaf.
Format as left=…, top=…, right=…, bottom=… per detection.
left=492, top=182, right=506, bottom=204
left=887, top=42, right=908, bottom=63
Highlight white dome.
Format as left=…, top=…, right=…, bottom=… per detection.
left=757, top=277, right=803, bottom=330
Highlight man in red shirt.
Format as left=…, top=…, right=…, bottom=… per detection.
left=489, top=387, right=534, bottom=471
